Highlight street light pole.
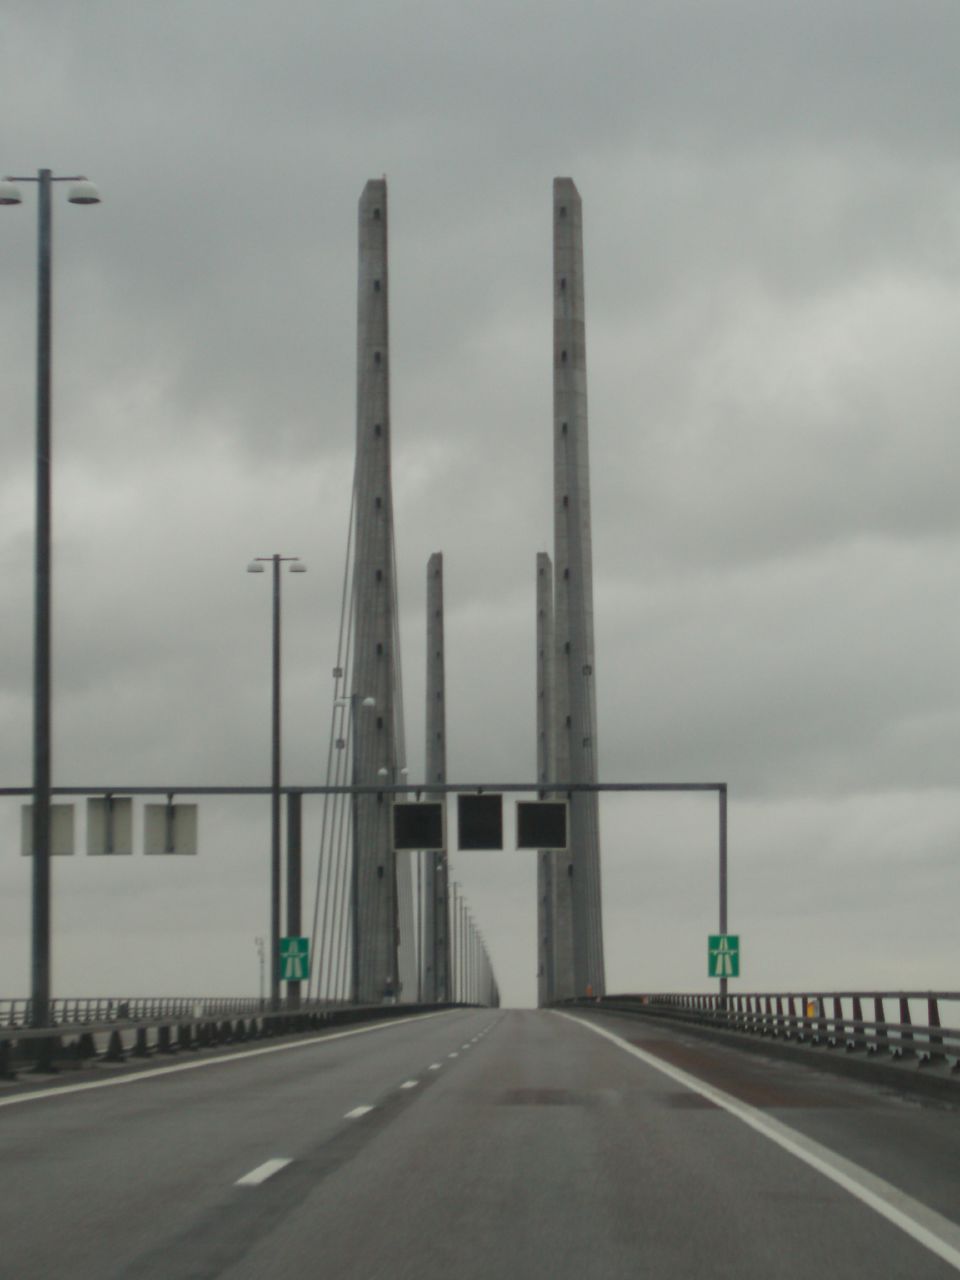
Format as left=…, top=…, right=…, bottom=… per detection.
left=248, top=554, right=306, bottom=1010
left=1, top=170, right=99, bottom=1041
left=32, top=170, right=52, bottom=1038
left=719, top=783, right=728, bottom=1007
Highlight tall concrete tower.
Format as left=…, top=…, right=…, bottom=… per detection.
left=423, top=552, right=451, bottom=1002
left=552, top=177, right=605, bottom=998
left=352, top=178, right=401, bottom=1004
left=536, top=553, right=571, bottom=1005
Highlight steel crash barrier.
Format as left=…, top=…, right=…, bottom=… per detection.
left=569, top=991, right=960, bottom=1073
left=0, top=998, right=466, bottom=1079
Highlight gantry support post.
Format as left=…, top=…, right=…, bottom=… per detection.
left=536, top=553, right=558, bottom=1006
left=424, top=552, right=451, bottom=1002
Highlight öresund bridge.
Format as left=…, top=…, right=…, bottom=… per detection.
left=1, top=173, right=958, bottom=1280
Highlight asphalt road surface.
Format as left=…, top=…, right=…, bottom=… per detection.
left=1, top=1008, right=958, bottom=1278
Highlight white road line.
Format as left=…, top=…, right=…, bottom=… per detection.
left=461, top=1044, right=471, bottom=1050
left=559, top=1012, right=960, bottom=1274
left=235, top=1157, right=292, bottom=1187
left=448, top=1052, right=459, bottom=1058
left=400, top=1080, right=419, bottom=1089
left=429, top=1063, right=442, bottom=1070
left=344, top=1105, right=374, bottom=1119
left=0, top=1011, right=453, bottom=1111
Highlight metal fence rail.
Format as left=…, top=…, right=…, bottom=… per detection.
left=0, top=998, right=474, bottom=1079
left=0, top=995, right=349, bottom=1029
left=586, top=992, right=960, bottom=1066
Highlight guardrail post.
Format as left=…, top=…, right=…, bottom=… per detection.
left=926, top=997, right=945, bottom=1063
left=898, top=996, right=915, bottom=1058
left=830, top=997, right=844, bottom=1048
left=872, top=997, right=887, bottom=1054
left=75, top=1032, right=96, bottom=1061
left=816, top=996, right=828, bottom=1044
left=104, top=1029, right=125, bottom=1063
left=786, top=995, right=797, bottom=1039
left=133, top=1027, right=149, bottom=1057
left=850, top=997, right=865, bottom=1052
left=0, top=1040, right=14, bottom=1080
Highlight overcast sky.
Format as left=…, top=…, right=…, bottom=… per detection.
left=2, top=1, right=959, bottom=1008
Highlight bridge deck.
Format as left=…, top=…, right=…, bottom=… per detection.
left=0, top=1009, right=957, bottom=1278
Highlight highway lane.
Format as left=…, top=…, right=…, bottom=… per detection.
left=0, top=1010, right=489, bottom=1277
left=0, top=1008, right=957, bottom=1278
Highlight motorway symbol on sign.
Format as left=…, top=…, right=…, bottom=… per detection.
left=708, top=934, right=739, bottom=979
left=279, top=936, right=309, bottom=982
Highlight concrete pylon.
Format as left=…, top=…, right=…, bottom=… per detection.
left=536, top=552, right=573, bottom=1005
left=352, top=178, right=401, bottom=1004
left=552, top=177, right=605, bottom=998
left=423, top=552, right=451, bottom=1002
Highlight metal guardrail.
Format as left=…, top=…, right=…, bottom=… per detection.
left=0, top=998, right=471, bottom=1078
left=0, top=996, right=305, bottom=1028
left=582, top=992, right=960, bottom=1066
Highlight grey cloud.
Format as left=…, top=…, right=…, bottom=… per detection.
left=2, top=1, right=959, bottom=1005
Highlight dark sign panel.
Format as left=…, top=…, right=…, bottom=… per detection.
left=393, top=801, right=444, bottom=851
left=457, top=793, right=503, bottom=850
left=516, top=801, right=568, bottom=850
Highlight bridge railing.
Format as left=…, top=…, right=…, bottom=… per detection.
left=586, top=992, right=960, bottom=1066
left=0, top=997, right=475, bottom=1078
left=0, top=996, right=314, bottom=1028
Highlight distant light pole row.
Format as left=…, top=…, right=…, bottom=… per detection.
left=0, top=170, right=100, bottom=1038
left=449, top=881, right=495, bottom=1005
left=247, top=555, right=306, bottom=1010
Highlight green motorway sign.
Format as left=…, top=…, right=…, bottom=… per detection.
left=708, top=934, right=739, bottom=979
left=279, top=936, right=310, bottom=982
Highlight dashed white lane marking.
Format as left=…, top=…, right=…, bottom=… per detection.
left=560, top=1013, right=960, bottom=1274
left=429, top=1063, right=442, bottom=1070
left=448, top=1052, right=459, bottom=1058
left=461, top=1044, right=471, bottom=1050
left=344, top=1105, right=374, bottom=1119
left=235, top=1158, right=292, bottom=1186
left=400, top=1080, right=419, bottom=1089
left=0, top=1010, right=454, bottom=1111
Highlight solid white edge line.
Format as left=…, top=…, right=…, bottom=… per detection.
left=344, top=1105, right=374, bottom=1119
left=557, top=1012, right=960, bottom=1273
left=235, top=1157, right=292, bottom=1186
left=0, top=1011, right=453, bottom=1111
